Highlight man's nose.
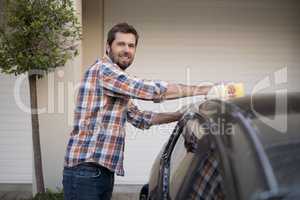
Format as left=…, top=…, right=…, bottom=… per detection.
left=124, top=45, right=130, bottom=52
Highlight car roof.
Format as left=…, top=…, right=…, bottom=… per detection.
left=227, top=92, right=300, bottom=146
left=227, top=92, right=300, bottom=117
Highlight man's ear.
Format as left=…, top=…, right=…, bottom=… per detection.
left=106, top=43, right=110, bottom=55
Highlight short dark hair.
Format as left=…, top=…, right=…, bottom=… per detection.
left=106, top=22, right=139, bottom=47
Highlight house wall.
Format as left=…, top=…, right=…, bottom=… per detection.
left=82, top=0, right=104, bottom=70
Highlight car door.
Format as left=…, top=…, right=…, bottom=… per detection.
left=158, top=112, right=213, bottom=200
left=170, top=114, right=213, bottom=200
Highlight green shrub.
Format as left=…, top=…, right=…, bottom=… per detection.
left=25, top=189, right=64, bottom=200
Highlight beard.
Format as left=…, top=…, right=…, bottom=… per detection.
left=108, top=50, right=133, bottom=70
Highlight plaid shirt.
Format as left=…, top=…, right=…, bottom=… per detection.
left=64, top=56, right=168, bottom=176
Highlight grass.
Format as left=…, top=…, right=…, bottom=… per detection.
left=25, top=189, right=63, bottom=200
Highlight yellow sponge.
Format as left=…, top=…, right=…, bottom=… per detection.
left=208, top=82, right=245, bottom=100
left=225, top=82, right=245, bottom=98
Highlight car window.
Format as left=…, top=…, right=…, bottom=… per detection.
left=228, top=121, right=270, bottom=200
left=169, top=134, right=194, bottom=199
left=254, top=113, right=300, bottom=189
left=168, top=116, right=226, bottom=200
left=169, top=119, right=201, bottom=200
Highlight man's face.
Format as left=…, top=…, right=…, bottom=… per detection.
left=106, top=32, right=137, bottom=70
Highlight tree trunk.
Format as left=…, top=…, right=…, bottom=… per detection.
left=28, top=74, right=45, bottom=194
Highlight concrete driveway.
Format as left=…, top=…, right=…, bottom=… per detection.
left=0, top=184, right=142, bottom=200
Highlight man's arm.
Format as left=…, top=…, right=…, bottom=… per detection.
left=150, top=101, right=203, bottom=125
left=127, top=101, right=183, bottom=129
left=100, top=61, right=168, bottom=101
left=163, top=83, right=213, bottom=100
left=150, top=111, right=183, bottom=125
left=100, top=59, right=213, bottom=102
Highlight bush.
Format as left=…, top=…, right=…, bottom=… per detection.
left=25, top=189, right=64, bottom=200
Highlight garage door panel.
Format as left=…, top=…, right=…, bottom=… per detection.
left=0, top=74, right=32, bottom=184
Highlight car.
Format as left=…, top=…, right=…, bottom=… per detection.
left=140, top=92, right=300, bottom=200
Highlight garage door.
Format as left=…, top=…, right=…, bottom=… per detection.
left=104, top=0, right=300, bottom=184
left=0, top=74, right=32, bottom=184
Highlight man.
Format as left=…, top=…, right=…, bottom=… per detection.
left=62, top=22, right=213, bottom=200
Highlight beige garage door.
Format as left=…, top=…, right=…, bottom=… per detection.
left=0, top=74, right=32, bottom=184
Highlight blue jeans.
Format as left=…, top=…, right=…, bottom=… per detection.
left=63, top=163, right=115, bottom=200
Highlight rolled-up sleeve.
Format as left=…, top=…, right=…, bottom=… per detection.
left=126, top=101, right=155, bottom=130
left=99, top=62, right=168, bottom=102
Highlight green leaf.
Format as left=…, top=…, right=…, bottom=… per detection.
left=0, top=0, right=81, bottom=75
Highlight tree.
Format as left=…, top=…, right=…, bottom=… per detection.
left=0, top=0, right=81, bottom=193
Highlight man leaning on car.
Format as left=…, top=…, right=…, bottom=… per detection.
left=62, top=22, right=214, bottom=200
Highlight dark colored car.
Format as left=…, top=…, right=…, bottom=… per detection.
left=140, top=92, right=300, bottom=200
